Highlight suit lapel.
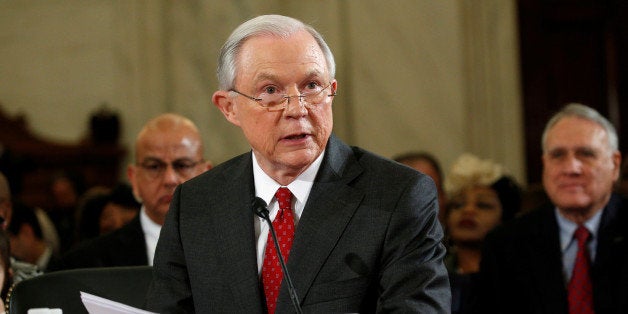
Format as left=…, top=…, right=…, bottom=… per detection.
left=116, top=216, right=149, bottom=265
left=280, top=135, right=364, bottom=307
left=206, top=154, right=264, bottom=312
left=528, top=208, right=568, bottom=313
left=592, top=194, right=627, bottom=311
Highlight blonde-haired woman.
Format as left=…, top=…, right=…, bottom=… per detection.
left=444, top=153, right=522, bottom=314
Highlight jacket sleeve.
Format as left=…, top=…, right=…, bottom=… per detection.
left=145, top=185, right=194, bottom=313
left=376, top=174, right=451, bottom=313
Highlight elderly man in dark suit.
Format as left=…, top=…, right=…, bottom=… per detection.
left=52, top=113, right=211, bottom=269
left=475, top=103, right=627, bottom=314
left=146, top=14, right=450, bottom=313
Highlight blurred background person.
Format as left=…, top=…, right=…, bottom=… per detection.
left=0, top=229, right=11, bottom=311
left=444, top=153, right=522, bottom=314
left=394, top=151, right=447, bottom=224
left=1, top=171, right=55, bottom=283
left=98, top=183, right=140, bottom=235
left=74, top=183, right=140, bottom=245
left=74, top=186, right=111, bottom=244
left=7, top=202, right=59, bottom=274
left=47, top=170, right=87, bottom=254
left=51, top=113, right=211, bottom=270
left=474, top=104, right=626, bottom=313
left=0, top=173, right=12, bottom=231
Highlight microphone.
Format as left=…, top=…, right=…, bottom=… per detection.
left=252, top=197, right=303, bottom=314
left=345, top=253, right=370, bottom=277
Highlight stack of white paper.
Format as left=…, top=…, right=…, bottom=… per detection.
left=27, top=309, right=62, bottom=314
left=79, top=292, right=157, bottom=314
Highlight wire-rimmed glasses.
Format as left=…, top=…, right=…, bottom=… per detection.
left=137, top=159, right=203, bottom=180
left=230, top=83, right=336, bottom=112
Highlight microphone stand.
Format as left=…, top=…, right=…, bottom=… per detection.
left=253, top=197, right=303, bottom=314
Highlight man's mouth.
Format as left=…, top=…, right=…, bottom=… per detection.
left=284, top=133, right=308, bottom=140
left=160, top=195, right=173, bottom=204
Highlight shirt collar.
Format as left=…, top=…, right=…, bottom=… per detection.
left=556, top=206, right=603, bottom=251
left=252, top=150, right=325, bottom=206
left=140, top=206, right=162, bottom=239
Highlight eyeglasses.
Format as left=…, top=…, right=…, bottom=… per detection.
left=230, top=83, right=336, bottom=112
left=137, top=159, right=203, bottom=179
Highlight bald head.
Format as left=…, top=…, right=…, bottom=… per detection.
left=134, top=113, right=204, bottom=163
left=128, top=113, right=210, bottom=225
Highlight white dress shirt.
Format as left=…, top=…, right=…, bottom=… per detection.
left=140, top=206, right=162, bottom=266
left=253, top=151, right=325, bottom=274
left=556, top=207, right=603, bottom=283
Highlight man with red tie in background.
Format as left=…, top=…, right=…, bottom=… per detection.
left=475, top=103, right=628, bottom=314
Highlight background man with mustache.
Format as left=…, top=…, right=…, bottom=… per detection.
left=51, top=113, right=211, bottom=269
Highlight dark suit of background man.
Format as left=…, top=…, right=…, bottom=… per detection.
left=52, top=113, right=211, bottom=269
left=475, top=103, right=627, bottom=314
left=146, top=14, right=450, bottom=313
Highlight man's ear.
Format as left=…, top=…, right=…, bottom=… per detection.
left=127, top=164, right=142, bottom=204
left=612, top=150, right=622, bottom=182
left=213, top=90, right=241, bottom=127
left=330, top=80, right=338, bottom=97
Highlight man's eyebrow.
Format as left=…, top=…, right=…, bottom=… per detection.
left=304, top=69, right=324, bottom=78
left=172, top=158, right=198, bottom=163
left=254, top=73, right=280, bottom=83
left=141, top=157, right=166, bottom=163
left=252, top=70, right=325, bottom=85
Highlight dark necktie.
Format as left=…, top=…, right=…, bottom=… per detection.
left=261, top=187, right=295, bottom=314
left=568, top=225, right=594, bottom=314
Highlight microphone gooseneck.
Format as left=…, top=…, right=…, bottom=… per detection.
left=251, top=197, right=303, bottom=314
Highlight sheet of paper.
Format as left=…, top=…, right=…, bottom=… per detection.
left=80, top=291, right=157, bottom=314
left=27, top=309, right=62, bottom=314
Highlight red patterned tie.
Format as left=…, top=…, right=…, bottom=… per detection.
left=568, top=225, right=595, bottom=314
left=262, top=187, right=295, bottom=314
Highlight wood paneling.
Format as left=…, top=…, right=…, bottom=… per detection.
left=0, top=105, right=126, bottom=208
left=518, top=0, right=628, bottom=184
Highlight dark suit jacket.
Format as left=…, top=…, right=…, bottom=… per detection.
left=49, top=215, right=148, bottom=270
left=474, top=194, right=628, bottom=314
left=146, top=135, right=450, bottom=313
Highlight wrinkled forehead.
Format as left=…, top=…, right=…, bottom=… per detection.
left=235, top=31, right=329, bottom=81
left=544, top=117, right=610, bottom=151
left=136, top=130, right=202, bottom=162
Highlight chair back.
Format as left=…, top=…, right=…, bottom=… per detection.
left=7, top=266, right=153, bottom=314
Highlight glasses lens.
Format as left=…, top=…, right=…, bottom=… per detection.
left=258, top=94, right=287, bottom=111
left=139, top=162, right=164, bottom=179
left=172, top=161, right=199, bottom=178
left=139, top=160, right=199, bottom=179
left=257, top=83, right=332, bottom=111
left=303, top=88, right=326, bottom=104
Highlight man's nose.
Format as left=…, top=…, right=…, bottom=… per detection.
left=283, top=100, right=308, bottom=118
left=461, top=203, right=476, bottom=214
left=162, top=164, right=181, bottom=183
left=562, top=154, right=583, bottom=173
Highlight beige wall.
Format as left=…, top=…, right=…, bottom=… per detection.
left=0, top=0, right=526, bottom=185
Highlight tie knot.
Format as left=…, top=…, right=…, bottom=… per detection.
left=275, top=187, right=292, bottom=211
left=574, top=225, right=591, bottom=245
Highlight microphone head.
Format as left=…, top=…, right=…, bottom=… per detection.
left=252, top=197, right=269, bottom=219
left=345, top=253, right=370, bottom=276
